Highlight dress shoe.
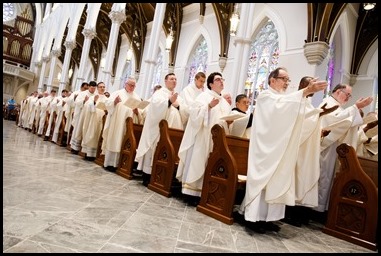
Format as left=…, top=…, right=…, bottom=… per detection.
left=246, top=221, right=266, bottom=234
left=142, top=173, right=151, bottom=187
left=132, top=169, right=144, bottom=178
left=281, top=217, right=302, bottom=227
left=262, top=221, right=281, bottom=232
left=71, top=149, right=79, bottom=155
left=84, top=156, right=96, bottom=161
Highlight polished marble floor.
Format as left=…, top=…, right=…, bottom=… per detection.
left=3, top=119, right=377, bottom=253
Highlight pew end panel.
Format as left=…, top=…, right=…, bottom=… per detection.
left=322, top=143, right=378, bottom=251
left=197, top=124, right=249, bottom=225
left=117, top=117, right=143, bottom=180
left=148, top=119, right=183, bottom=197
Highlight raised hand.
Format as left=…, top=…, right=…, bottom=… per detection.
left=355, top=96, right=373, bottom=109
left=114, top=95, right=121, bottom=105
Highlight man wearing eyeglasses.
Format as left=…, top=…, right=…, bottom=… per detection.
left=135, top=73, right=189, bottom=186
left=311, top=83, right=373, bottom=222
left=237, top=67, right=328, bottom=233
left=176, top=72, right=232, bottom=206
left=102, top=77, right=143, bottom=172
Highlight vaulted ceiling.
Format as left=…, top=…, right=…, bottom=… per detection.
left=27, top=3, right=379, bottom=77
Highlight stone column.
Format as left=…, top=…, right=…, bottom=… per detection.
left=37, top=56, right=51, bottom=93
left=75, top=28, right=96, bottom=91
left=141, top=3, right=166, bottom=99
left=231, top=3, right=255, bottom=97
left=59, top=40, right=77, bottom=95
left=103, top=10, right=126, bottom=89
left=46, top=49, right=61, bottom=93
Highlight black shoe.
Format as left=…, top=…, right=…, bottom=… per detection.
left=262, top=221, right=281, bottom=232
left=132, top=169, right=144, bottom=178
left=71, top=149, right=79, bottom=155
left=281, top=217, right=302, bottom=227
left=183, top=194, right=200, bottom=207
left=105, top=166, right=117, bottom=172
left=233, top=211, right=246, bottom=225
left=142, top=173, right=151, bottom=187
left=85, top=156, right=96, bottom=161
left=43, top=136, right=49, bottom=141
left=246, top=221, right=267, bottom=234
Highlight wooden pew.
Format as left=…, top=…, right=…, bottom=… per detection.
left=322, top=143, right=378, bottom=251
left=94, top=113, right=108, bottom=166
left=197, top=124, right=249, bottom=225
left=148, top=119, right=184, bottom=197
left=117, top=117, right=143, bottom=179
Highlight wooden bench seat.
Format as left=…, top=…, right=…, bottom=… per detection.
left=197, top=124, right=249, bottom=225
left=148, top=119, right=184, bottom=197
left=322, top=143, right=378, bottom=251
left=117, top=117, right=143, bottom=179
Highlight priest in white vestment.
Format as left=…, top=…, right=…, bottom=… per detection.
left=135, top=73, right=188, bottom=185
left=80, top=82, right=108, bottom=159
left=51, top=90, right=70, bottom=143
left=43, top=89, right=58, bottom=140
left=26, top=91, right=39, bottom=130
left=37, top=91, right=53, bottom=136
left=229, top=94, right=253, bottom=139
left=238, top=67, right=328, bottom=233
left=70, top=81, right=98, bottom=152
left=314, top=84, right=373, bottom=214
left=176, top=72, right=232, bottom=205
left=64, top=82, right=89, bottom=144
left=101, top=77, right=143, bottom=170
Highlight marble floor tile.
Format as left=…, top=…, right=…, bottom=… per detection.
left=2, top=120, right=378, bottom=253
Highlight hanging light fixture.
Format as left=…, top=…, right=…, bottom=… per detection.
left=165, top=24, right=174, bottom=52
left=363, top=3, right=376, bottom=10
left=126, top=44, right=133, bottom=62
left=230, top=4, right=240, bottom=37
left=127, top=15, right=136, bottom=62
left=68, top=68, right=73, bottom=79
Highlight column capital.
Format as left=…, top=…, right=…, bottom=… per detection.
left=42, top=56, right=51, bottom=62
left=82, top=28, right=97, bottom=39
left=51, top=49, right=61, bottom=57
left=108, top=10, right=126, bottom=24
left=303, top=41, right=329, bottom=65
left=64, top=40, right=77, bottom=50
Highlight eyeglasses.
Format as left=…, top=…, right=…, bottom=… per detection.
left=340, top=89, right=352, bottom=98
left=126, top=83, right=136, bottom=87
left=214, top=77, right=225, bottom=82
left=275, top=77, right=291, bottom=83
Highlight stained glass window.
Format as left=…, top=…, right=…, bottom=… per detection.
left=3, top=3, right=15, bottom=22
left=151, top=49, right=163, bottom=89
left=325, top=42, right=335, bottom=97
left=245, top=20, right=279, bottom=100
left=186, top=36, right=208, bottom=85
left=120, top=62, right=133, bottom=89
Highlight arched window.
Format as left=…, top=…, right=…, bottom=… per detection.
left=245, top=20, right=279, bottom=99
left=3, top=3, right=16, bottom=22
left=120, top=62, right=133, bottom=89
left=151, top=49, right=163, bottom=89
left=186, top=36, right=208, bottom=86
left=325, top=42, right=335, bottom=97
